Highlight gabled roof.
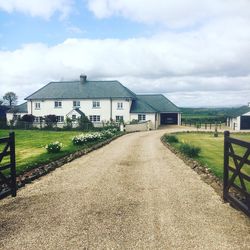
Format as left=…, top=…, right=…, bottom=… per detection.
left=7, top=102, right=28, bottom=113
left=25, top=80, right=136, bottom=100
left=74, top=108, right=85, bottom=116
left=130, top=98, right=157, bottom=113
left=131, top=94, right=179, bottom=113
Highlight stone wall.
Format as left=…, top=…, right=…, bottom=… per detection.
left=125, top=121, right=152, bottom=132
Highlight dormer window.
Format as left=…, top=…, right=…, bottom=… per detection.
left=92, top=100, right=100, bottom=108
left=54, top=101, right=62, bottom=108
left=73, top=100, right=80, bottom=108
left=35, top=102, right=41, bottom=110
left=117, top=102, right=123, bottom=110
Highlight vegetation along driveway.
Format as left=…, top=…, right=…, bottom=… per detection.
left=0, top=128, right=249, bottom=250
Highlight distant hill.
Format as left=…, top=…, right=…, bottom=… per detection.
left=180, top=106, right=250, bottom=123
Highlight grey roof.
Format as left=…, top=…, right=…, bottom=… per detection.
left=7, top=102, right=28, bottom=113
left=130, top=98, right=157, bottom=113
left=131, top=94, right=179, bottom=113
left=25, top=80, right=136, bottom=100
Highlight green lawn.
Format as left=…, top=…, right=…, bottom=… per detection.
left=168, top=132, right=250, bottom=186
left=0, top=129, right=116, bottom=175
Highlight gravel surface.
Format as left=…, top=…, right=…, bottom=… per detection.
left=0, top=127, right=249, bottom=249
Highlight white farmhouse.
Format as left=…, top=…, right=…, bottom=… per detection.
left=7, top=75, right=181, bottom=129
left=227, top=102, right=250, bottom=130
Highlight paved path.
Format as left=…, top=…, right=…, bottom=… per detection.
left=0, top=128, right=249, bottom=249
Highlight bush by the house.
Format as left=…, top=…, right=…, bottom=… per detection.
left=164, top=134, right=179, bottom=143
left=44, top=115, right=57, bottom=128
left=179, top=143, right=201, bottom=158
left=77, top=114, right=93, bottom=130
left=21, top=114, right=35, bottom=123
left=45, top=141, right=62, bottom=153
left=72, top=128, right=118, bottom=145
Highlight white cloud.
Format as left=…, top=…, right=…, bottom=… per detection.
left=0, top=0, right=250, bottom=107
left=0, top=0, right=73, bottom=19
left=1, top=19, right=250, bottom=107
left=87, top=0, right=250, bottom=28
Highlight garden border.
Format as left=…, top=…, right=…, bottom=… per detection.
left=161, top=131, right=246, bottom=202
left=1, top=133, right=124, bottom=195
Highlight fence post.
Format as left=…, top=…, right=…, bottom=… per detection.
left=223, top=131, right=230, bottom=201
left=9, top=132, right=17, bottom=197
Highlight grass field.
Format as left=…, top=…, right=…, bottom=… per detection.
left=0, top=129, right=118, bottom=175
left=169, top=132, right=250, bottom=185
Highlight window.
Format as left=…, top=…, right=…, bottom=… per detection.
left=92, top=100, right=100, bottom=108
left=56, top=116, right=64, bottom=123
left=54, top=101, right=62, bottom=108
left=116, top=116, right=123, bottom=122
left=117, top=102, right=123, bottom=110
left=34, top=117, right=41, bottom=123
left=138, top=114, right=146, bottom=121
left=72, top=115, right=77, bottom=121
left=89, top=115, right=100, bottom=122
left=13, top=115, right=21, bottom=120
left=73, top=100, right=80, bottom=108
left=35, top=102, right=41, bottom=110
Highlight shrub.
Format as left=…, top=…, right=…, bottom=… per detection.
left=179, top=143, right=201, bottom=158
left=21, top=114, right=35, bottom=123
left=72, top=128, right=118, bottom=145
left=214, top=127, right=218, bottom=137
left=44, top=115, right=57, bottom=128
left=45, top=141, right=62, bottom=153
left=77, top=114, right=93, bottom=130
left=164, top=134, right=179, bottom=143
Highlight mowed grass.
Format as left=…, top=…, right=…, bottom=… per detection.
left=171, top=132, right=250, bottom=188
left=0, top=129, right=103, bottom=175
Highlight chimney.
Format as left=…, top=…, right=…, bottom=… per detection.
left=80, top=74, right=87, bottom=84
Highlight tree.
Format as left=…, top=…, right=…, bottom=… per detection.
left=3, top=92, right=18, bottom=106
left=0, top=99, right=3, bottom=106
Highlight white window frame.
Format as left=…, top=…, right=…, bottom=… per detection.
left=138, top=114, right=146, bottom=121
left=35, top=102, right=41, bottom=110
left=92, top=100, right=100, bottom=109
left=54, top=101, right=62, bottom=108
left=73, top=100, right=80, bottom=108
left=116, top=116, right=124, bottom=122
left=89, top=115, right=101, bottom=122
left=34, top=116, right=41, bottom=123
left=72, top=115, right=77, bottom=121
left=56, top=116, right=64, bottom=123
left=117, top=102, right=123, bottom=110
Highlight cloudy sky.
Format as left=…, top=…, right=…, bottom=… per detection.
left=0, top=0, right=250, bottom=107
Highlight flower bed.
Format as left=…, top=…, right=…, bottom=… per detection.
left=72, top=128, right=118, bottom=145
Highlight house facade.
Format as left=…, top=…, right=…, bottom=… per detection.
left=227, top=111, right=250, bottom=131
left=7, top=75, right=181, bottom=129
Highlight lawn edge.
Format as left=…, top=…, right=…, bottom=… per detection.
left=161, top=132, right=247, bottom=208
left=14, top=133, right=125, bottom=191
left=161, top=134, right=223, bottom=196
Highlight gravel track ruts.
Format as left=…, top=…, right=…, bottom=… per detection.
left=0, top=128, right=249, bottom=249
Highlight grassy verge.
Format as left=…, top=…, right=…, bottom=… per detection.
left=0, top=129, right=122, bottom=175
left=162, top=132, right=250, bottom=190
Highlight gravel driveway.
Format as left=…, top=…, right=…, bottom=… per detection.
left=0, top=128, right=249, bottom=249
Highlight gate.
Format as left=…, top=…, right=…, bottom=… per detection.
left=0, top=132, right=16, bottom=198
left=224, top=131, right=250, bottom=216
